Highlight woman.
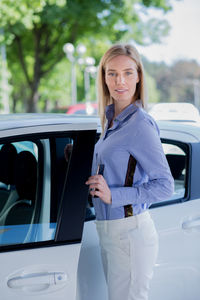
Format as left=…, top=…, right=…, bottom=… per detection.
left=86, top=44, right=174, bottom=300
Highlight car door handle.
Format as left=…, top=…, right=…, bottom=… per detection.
left=7, top=272, right=67, bottom=291
left=182, top=217, right=200, bottom=231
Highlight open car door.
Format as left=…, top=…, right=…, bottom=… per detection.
left=0, top=117, right=96, bottom=300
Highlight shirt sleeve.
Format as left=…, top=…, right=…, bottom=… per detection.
left=110, top=118, right=174, bottom=208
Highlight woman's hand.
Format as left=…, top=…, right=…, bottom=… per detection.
left=85, top=175, right=112, bottom=204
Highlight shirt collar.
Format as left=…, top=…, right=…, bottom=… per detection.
left=105, top=104, right=115, bottom=123
left=106, top=100, right=141, bottom=123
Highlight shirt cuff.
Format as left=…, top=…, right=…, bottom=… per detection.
left=110, top=187, right=136, bottom=209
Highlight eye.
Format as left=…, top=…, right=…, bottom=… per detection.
left=125, top=71, right=133, bottom=76
left=107, top=72, right=116, bottom=77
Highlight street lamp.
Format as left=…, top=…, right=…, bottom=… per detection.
left=84, top=57, right=97, bottom=103
left=63, top=43, right=86, bottom=105
left=63, top=42, right=97, bottom=106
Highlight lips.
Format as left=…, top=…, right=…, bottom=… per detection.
left=115, top=89, right=128, bottom=93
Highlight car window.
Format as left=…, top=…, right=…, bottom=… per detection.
left=160, top=141, right=188, bottom=203
left=0, top=136, right=73, bottom=247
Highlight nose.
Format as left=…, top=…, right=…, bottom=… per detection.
left=116, top=74, right=125, bottom=84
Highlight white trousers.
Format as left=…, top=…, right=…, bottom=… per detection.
left=95, top=211, right=158, bottom=300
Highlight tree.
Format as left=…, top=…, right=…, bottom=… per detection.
left=0, top=0, right=172, bottom=112
left=145, top=71, right=160, bottom=105
left=143, top=57, right=200, bottom=106
left=0, top=42, right=12, bottom=112
left=170, top=60, right=200, bottom=104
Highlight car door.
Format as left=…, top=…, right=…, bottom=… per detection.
left=0, top=121, right=96, bottom=300
left=149, top=135, right=200, bottom=300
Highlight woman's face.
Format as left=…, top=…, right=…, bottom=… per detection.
left=105, top=55, right=139, bottom=107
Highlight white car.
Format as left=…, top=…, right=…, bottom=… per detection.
left=0, top=114, right=200, bottom=300
left=149, top=102, right=200, bottom=122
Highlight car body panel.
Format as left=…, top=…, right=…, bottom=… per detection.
left=0, top=114, right=97, bottom=138
left=0, top=114, right=97, bottom=300
left=76, top=220, right=108, bottom=300
left=149, top=199, right=200, bottom=300
left=0, top=245, right=81, bottom=299
left=158, top=120, right=200, bottom=143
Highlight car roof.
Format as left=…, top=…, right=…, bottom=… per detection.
left=0, top=114, right=199, bottom=143
left=0, top=114, right=98, bottom=138
left=158, top=120, right=200, bottom=143
left=0, top=113, right=98, bottom=130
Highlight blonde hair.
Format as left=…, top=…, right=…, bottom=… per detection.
left=97, top=43, right=147, bottom=130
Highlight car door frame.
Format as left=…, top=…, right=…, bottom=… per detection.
left=0, top=122, right=97, bottom=300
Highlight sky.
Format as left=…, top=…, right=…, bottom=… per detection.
left=136, top=0, right=200, bottom=65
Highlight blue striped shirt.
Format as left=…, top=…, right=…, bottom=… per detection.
left=92, top=102, right=174, bottom=220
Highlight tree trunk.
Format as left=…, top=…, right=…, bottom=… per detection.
left=27, top=92, right=38, bottom=112
left=12, top=96, right=17, bottom=113
left=26, top=80, right=40, bottom=112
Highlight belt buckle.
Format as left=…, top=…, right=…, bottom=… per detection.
left=124, top=205, right=133, bottom=218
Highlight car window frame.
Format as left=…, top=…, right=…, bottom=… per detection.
left=150, top=138, right=191, bottom=209
left=0, top=129, right=96, bottom=253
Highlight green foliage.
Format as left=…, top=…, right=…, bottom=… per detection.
left=0, top=0, right=66, bottom=28
left=141, top=0, right=171, bottom=11
left=38, top=60, right=71, bottom=112
left=143, top=57, right=200, bottom=107
left=0, top=0, right=173, bottom=112
left=145, top=70, right=160, bottom=104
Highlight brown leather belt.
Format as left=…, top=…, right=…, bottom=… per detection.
left=124, top=154, right=137, bottom=218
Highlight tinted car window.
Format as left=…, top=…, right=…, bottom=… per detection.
left=162, top=142, right=187, bottom=202
left=0, top=136, right=74, bottom=246
left=0, top=141, right=39, bottom=245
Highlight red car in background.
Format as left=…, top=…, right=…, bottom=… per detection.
left=66, top=102, right=98, bottom=115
